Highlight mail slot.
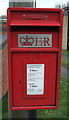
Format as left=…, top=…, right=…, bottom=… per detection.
left=7, top=8, right=63, bottom=110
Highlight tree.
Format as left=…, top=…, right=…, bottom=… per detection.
left=55, top=1, right=69, bottom=9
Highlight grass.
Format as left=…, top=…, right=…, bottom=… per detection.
left=0, top=100, right=2, bottom=119
left=62, top=50, right=69, bottom=56
left=2, top=92, right=8, bottom=119
left=61, top=50, right=69, bottom=68
left=37, top=75, right=68, bottom=119
left=61, top=57, right=69, bottom=68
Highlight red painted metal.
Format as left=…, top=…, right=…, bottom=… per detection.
left=7, top=7, right=63, bottom=110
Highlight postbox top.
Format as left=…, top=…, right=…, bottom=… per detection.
left=7, top=7, right=63, bottom=27
left=7, top=7, right=63, bottom=12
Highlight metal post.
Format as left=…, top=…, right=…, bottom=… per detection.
left=8, top=0, right=37, bottom=119
left=29, top=110, right=37, bottom=119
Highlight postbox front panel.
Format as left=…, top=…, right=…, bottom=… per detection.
left=12, top=52, right=57, bottom=106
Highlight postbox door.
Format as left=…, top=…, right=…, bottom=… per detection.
left=12, top=52, right=57, bottom=106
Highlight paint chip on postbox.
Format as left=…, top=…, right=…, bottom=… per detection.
left=18, top=34, right=52, bottom=47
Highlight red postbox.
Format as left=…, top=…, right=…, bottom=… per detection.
left=7, top=8, right=63, bottom=110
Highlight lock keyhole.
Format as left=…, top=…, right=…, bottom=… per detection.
left=19, top=81, right=21, bottom=83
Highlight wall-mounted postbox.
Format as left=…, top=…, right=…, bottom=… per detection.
left=7, top=8, right=63, bottom=110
